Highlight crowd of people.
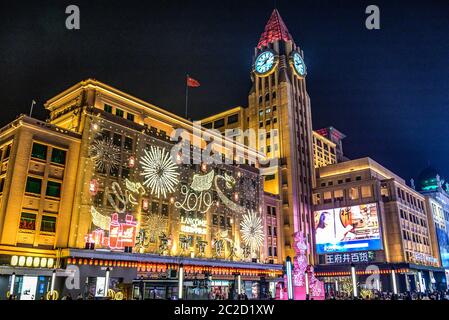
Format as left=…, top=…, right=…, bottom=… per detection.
left=327, top=290, right=449, bottom=300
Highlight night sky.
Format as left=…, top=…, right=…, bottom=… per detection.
left=0, top=0, right=448, bottom=183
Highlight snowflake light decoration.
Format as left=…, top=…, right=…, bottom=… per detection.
left=89, top=138, right=121, bottom=174
left=140, top=146, right=179, bottom=198
left=240, top=209, right=264, bottom=252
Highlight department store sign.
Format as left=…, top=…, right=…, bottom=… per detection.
left=325, top=251, right=375, bottom=265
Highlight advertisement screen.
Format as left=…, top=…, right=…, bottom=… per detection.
left=314, top=203, right=382, bottom=254
left=436, top=227, right=449, bottom=268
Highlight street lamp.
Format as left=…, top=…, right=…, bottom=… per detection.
left=391, top=267, right=398, bottom=295
left=50, top=269, right=56, bottom=299
left=104, top=267, right=110, bottom=298
left=9, top=272, right=15, bottom=296
left=305, top=266, right=310, bottom=300
left=236, top=273, right=242, bottom=296
left=350, top=264, right=357, bottom=298
left=178, top=264, right=184, bottom=300
left=285, top=256, right=293, bottom=300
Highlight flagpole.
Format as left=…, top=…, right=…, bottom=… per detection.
left=185, top=74, right=189, bottom=119
left=29, top=100, right=36, bottom=117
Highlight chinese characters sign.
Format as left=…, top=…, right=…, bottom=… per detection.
left=324, top=251, right=376, bottom=265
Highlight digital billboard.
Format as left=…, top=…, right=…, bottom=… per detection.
left=436, top=227, right=449, bottom=268
left=314, top=203, right=382, bottom=254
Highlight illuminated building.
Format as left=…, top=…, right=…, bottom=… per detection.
left=0, top=79, right=283, bottom=300
left=416, top=167, right=449, bottom=288
left=312, top=158, right=445, bottom=294
left=315, top=127, right=347, bottom=163
left=202, top=9, right=315, bottom=262
left=312, top=131, right=337, bottom=169
left=0, top=116, right=80, bottom=299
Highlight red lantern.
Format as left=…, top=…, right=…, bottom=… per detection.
left=89, top=179, right=99, bottom=196
left=142, top=199, right=149, bottom=211
left=128, top=156, right=136, bottom=168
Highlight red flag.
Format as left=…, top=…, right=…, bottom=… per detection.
left=187, top=76, right=200, bottom=88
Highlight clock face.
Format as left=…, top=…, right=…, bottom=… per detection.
left=255, top=51, right=276, bottom=75
left=292, top=52, right=307, bottom=77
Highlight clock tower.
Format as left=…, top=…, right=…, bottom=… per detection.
left=248, top=9, right=315, bottom=262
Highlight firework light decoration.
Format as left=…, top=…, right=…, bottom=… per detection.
left=142, top=213, right=167, bottom=242
left=89, top=138, right=121, bottom=174
left=140, top=146, right=179, bottom=198
left=240, top=209, right=264, bottom=252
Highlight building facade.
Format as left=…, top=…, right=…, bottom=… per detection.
left=0, top=80, right=283, bottom=300
left=312, top=158, right=445, bottom=295
left=416, top=167, right=449, bottom=288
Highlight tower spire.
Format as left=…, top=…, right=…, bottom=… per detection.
left=257, top=9, right=293, bottom=48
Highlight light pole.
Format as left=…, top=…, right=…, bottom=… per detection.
left=178, top=264, right=184, bottom=300
left=305, top=266, right=310, bottom=300
left=285, top=256, right=293, bottom=300
left=350, top=263, right=357, bottom=299
left=104, top=267, right=110, bottom=298
left=50, top=269, right=56, bottom=299
left=9, top=272, right=15, bottom=296
left=236, top=273, right=241, bottom=297
left=391, top=267, right=398, bottom=295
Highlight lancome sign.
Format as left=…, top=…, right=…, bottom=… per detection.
left=180, top=217, right=207, bottom=235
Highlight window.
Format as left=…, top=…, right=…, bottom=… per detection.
left=31, top=143, right=47, bottom=160
left=323, top=191, right=332, bottom=203
left=265, top=174, right=275, bottom=181
left=220, top=216, right=225, bottom=227
left=268, top=247, right=272, bottom=256
left=227, top=114, right=239, bottom=124
left=214, top=119, right=225, bottom=128
left=51, top=148, right=66, bottom=165
left=361, top=186, right=372, bottom=198
left=113, top=133, right=122, bottom=147
left=203, top=122, right=213, bottom=129
left=273, top=247, right=277, bottom=256
left=334, top=189, right=344, bottom=201
left=121, top=168, right=130, bottom=179
left=124, top=137, right=133, bottom=151
left=126, top=113, right=135, bottom=122
left=161, top=203, right=169, bottom=216
left=115, top=108, right=124, bottom=118
left=46, top=181, right=61, bottom=198
left=3, top=144, right=11, bottom=159
left=355, top=176, right=362, bottom=181
left=212, top=214, right=218, bottom=225
left=151, top=201, right=159, bottom=214
left=273, top=227, right=277, bottom=236
left=40, top=216, right=57, bottom=233
left=26, top=177, right=42, bottom=195
left=104, top=104, right=113, bottom=113
left=226, top=217, right=231, bottom=229
left=20, top=212, right=36, bottom=230
left=350, top=187, right=359, bottom=200
left=0, top=178, right=4, bottom=193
